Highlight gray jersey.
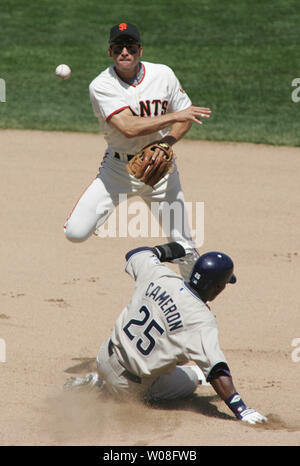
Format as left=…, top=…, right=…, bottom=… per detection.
left=110, top=249, right=227, bottom=380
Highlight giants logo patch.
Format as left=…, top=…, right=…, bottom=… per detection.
left=119, top=23, right=127, bottom=31
left=139, top=100, right=168, bottom=117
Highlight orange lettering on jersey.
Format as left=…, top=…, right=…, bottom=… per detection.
left=119, top=23, right=127, bottom=31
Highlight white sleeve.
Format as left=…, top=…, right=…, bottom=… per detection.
left=89, top=79, right=130, bottom=122
left=166, top=68, right=192, bottom=113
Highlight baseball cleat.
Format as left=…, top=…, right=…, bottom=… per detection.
left=63, top=372, right=104, bottom=391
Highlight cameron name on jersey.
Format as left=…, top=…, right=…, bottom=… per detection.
left=145, top=282, right=183, bottom=332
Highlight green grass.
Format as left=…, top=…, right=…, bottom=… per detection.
left=0, top=0, right=299, bottom=145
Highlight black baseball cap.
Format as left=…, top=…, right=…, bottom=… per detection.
left=109, top=23, right=141, bottom=44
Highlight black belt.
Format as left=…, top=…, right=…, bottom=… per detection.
left=108, top=339, right=141, bottom=384
left=114, top=152, right=134, bottom=162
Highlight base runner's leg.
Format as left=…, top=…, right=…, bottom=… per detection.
left=147, top=366, right=199, bottom=401
left=64, top=372, right=104, bottom=391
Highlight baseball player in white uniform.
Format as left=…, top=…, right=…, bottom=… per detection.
left=64, top=23, right=212, bottom=280
left=65, top=242, right=267, bottom=425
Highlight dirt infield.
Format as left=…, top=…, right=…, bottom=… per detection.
left=0, top=129, right=299, bottom=446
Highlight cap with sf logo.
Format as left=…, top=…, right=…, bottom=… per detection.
left=109, top=23, right=141, bottom=44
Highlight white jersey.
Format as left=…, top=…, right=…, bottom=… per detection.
left=110, top=248, right=227, bottom=381
left=89, top=61, right=192, bottom=154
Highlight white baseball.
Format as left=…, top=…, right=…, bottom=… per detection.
left=55, top=64, right=71, bottom=80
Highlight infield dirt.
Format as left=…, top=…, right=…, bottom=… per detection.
left=0, top=129, right=299, bottom=446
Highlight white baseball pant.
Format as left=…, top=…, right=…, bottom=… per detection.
left=64, top=152, right=199, bottom=280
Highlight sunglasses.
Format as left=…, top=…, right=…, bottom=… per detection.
left=110, top=43, right=140, bottom=55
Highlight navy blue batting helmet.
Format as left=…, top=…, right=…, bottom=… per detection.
left=189, top=251, right=236, bottom=291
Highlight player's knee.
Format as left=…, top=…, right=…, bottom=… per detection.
left=63, top=222, right=91, bottom=242
left=176, top=369, right=198, bottom=398
left=149, top=368, right=198, bottom=401
left=187, top=369, right=199, bottom=392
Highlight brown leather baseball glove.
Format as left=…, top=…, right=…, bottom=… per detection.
left=126, top=142, right=174, bottom=188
